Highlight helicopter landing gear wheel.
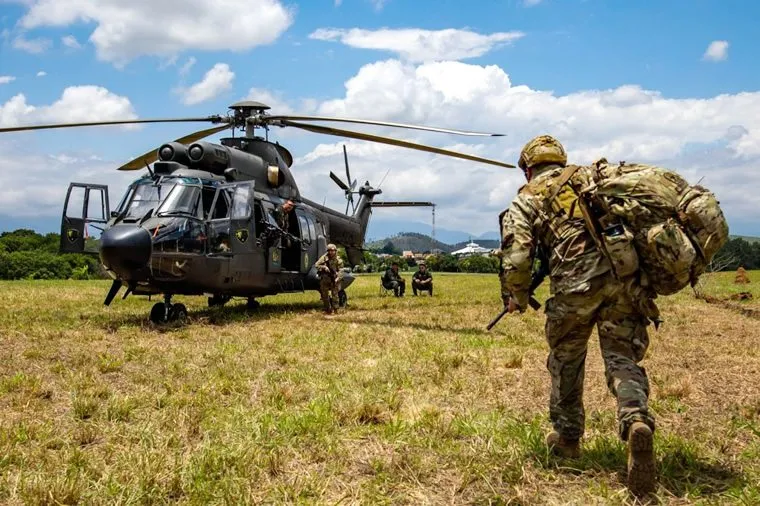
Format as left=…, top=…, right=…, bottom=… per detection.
left=338, top=289, right=347, bottom=308
left=150, top=295, right=188, bottom=324
left=150, top=302, right=167, bottom=324
left=169, top=303, right=188, bottom=322
left=246, top=298, right=260, bottom=310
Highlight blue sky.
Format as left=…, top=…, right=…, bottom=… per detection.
left=1, top=0, right=759, bottom=238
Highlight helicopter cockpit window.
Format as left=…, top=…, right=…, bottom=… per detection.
left=156, top=185, right=201, bottom=218
left=122, top=181, right=177, bottom=219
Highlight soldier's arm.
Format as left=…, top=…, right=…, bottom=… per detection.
left=499, top=196, right=537, bottom=310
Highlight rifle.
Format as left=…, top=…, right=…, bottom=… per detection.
left=487, top=247, right=548, bottom=331
left=259, top=220, right=302, bottom=248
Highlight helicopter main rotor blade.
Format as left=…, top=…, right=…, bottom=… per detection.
left=0, top=116, right=226, bottom=134
left=281, top=119, right=516, bottom=169
left=117, top=124, right=233, bottom=171
left=329, top=171, right=350, bottom=191
left=268, top=115, right=504, bottom=137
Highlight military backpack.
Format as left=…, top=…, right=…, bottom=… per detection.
left=557, top=160, right=729, bottom=295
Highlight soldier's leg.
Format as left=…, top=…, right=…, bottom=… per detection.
left=544, top=291, right=603, bottom=441
left=319, top=277, right=332, bottom=313
left=330, top=280, right=341, bottom=310
left=399, top=279, right=406, bottom=296
left=412, top=280, right=419, bottom=295
left=597, top=290, right=655, bottom=440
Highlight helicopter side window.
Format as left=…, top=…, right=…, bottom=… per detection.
left=230, top=186, right=252, bottom=220
left=210, top=189, right=230, bottom=220
left=306, top=217, right=317, bottom=242
left=202, top=186, right=217, bottom=219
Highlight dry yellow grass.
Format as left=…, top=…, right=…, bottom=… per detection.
left=0, top=271, right=758, bottom=504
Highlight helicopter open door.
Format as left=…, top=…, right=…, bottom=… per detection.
left=226, top=182, right=257, bottom=255
left=60, top=183, right=110, bottom=254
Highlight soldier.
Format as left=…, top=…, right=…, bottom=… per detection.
left=412, top=261, right=433, bottom=296
left=315, top=243, right=343, bottom=314
left=498, top=135, right=656, bottom=497
left=382, top=262, right=406, bottom=297
left=270, top=199, right=295, bottom=249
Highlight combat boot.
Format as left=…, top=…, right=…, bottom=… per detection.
left=626, top=422, right=656, bottom=498
left=545, top=430, right=581, bottom=458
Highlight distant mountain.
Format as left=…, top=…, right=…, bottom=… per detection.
left=366, top=233, right=454, bottom=253
left=365, top=232, right=499, bottom=253
left=365, top=218, right=499, bottom=245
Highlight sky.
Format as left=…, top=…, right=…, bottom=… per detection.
left=0, top=0, right=759, bottom=240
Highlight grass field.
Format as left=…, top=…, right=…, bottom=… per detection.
left=1, top=271, right=759, bottom=505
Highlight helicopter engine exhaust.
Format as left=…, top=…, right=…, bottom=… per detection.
left=157, top=142, right=192, bottom=165
left=186, top=140, right=273, bottom=181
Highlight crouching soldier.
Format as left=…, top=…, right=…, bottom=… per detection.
left=315, top=243, right=343, bottom=314
left=412, top=261, right=433, bottom=296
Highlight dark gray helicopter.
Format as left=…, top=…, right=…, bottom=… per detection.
left=0, top=101, right=514, bottom=323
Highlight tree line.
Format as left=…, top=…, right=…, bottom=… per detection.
left=0, top=229, right=107, bottom=280
left=1, top=229, right=758, bottom=280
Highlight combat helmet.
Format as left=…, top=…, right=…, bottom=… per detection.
left=327, top=243, right=337, bottom=251
left=518, top=135, right=567, bottom=171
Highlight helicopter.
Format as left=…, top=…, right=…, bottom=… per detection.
left=0, top=101, right=515, bottom=323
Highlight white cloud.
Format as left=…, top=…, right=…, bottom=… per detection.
left=179, top=56, right=196, bottom=76
left=370, top=0, right=387, bottom=10
left=0, top=75, right=16, bottom=84
left=178, top=63, right=234, bottom=105
left=703, top=40, right=728, bottom=62
left=61, top=34, right=81, bottom=49
left=309, top=28, right=525, bottom=62
left=0, top=85, right=137, bottom=128
left=12, top=34, right=51, bottom=53
left=293, top=59, right=760, bottom=235
left=36, top=71, right=46, bottom=77
left=334, top=0, right=342, bottom=5
left=524, top=0, right=542, bottom=6
left=17, top=0, right=294, bottom=66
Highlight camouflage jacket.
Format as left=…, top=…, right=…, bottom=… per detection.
left=382, top=268, right=404, bottom=284
left=499, top=163, right=610, bottom=309
left=315, top=253, right=343, bottom=279
left=413, top=270, right=432, bottom=282
left=272, top=205, right=290, bottom=230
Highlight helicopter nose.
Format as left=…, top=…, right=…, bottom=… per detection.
left=99, top=226, right=152, bottom=277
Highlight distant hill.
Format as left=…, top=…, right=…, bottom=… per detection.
left=366, top=232, right=454, bottom=253
left=366, top=232, right=499, bottom=253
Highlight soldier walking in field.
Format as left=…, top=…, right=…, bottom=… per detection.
left=315, top=243, right=343, bottom=314
left=498, top=135, right=657, bottom=497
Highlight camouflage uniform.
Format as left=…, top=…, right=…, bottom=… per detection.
left=412, top=267, right=433, bottom=295
left=499, top=147, right=656, bottom=443
left=382, top=266, right=406, bottom=296
left=273, top=201, right=293, bottom=248
left=315, top=246, right=343, bottom=313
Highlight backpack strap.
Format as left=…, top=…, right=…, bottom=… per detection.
left=547, top=164, right=583, bottom=202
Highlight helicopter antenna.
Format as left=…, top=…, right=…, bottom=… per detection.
left=143, top=159, right=153, bottom=177
left=378, top=168, right=391, bottom=189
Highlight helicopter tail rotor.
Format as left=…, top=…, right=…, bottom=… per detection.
left=328, top=144, right=362, bottom=215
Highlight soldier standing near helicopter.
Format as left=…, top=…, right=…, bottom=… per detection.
left=273, top=199, right=295, bottom=247
left=315, top=243, right=343, bottom=314
left=498, top=135, right=656, bottom=498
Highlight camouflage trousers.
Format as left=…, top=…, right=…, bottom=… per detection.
left=544, top=273, right=655, bottom=441
left=319, top=276, right=341, bottom=310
